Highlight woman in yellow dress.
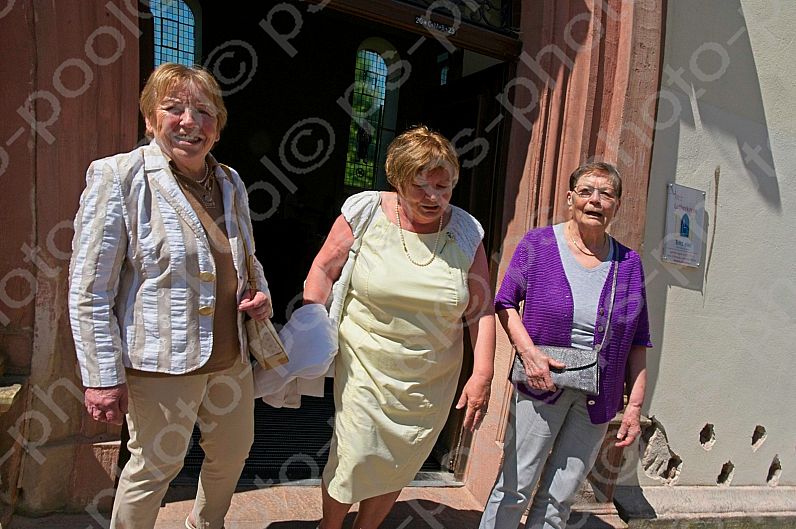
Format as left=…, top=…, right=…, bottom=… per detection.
left=304, top=126, right=496, bottom=529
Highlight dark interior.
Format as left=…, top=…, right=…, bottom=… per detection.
left=152, top=1, right=512, bottom=483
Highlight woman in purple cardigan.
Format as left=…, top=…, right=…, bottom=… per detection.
left=479, top=162, right=652, bottom=529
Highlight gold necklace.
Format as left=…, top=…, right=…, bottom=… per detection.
left=177, top=161, right=215, bottom=208
left=395, top=198, right=445, bottom=267
left=568, top=223, right=607, bottom=257
left=197, top=162, right=215, bottom=208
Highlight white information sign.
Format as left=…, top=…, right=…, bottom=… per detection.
left=662, top=183, right=706, bottom=268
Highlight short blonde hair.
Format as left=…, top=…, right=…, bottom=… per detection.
left=385, top=125, right=460, bottom=193
left=139, top=63, right=228, bottom=138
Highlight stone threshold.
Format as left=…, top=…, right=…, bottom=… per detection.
left=615, top=485, right=796, bottom=527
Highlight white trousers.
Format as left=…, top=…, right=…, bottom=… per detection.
left=110, top=359, right=254, bottom=529
left=479, top=389, right=609, bottom=529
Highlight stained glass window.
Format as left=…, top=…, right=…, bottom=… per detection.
left=343, top=50, right=389, bottom=189
left=150, top=0, right=196, bottom=67
left=438, top=52, right=450, bottom=86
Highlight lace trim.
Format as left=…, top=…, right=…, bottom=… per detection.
left=341, top=192, right=483, bottom=264
left=447, top=205, right=484, bottom=264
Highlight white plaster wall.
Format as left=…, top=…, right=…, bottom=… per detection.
left=629, top=0, right=796, bottom=488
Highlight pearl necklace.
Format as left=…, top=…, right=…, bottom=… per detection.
left=395, top=198, right=445, bottom=267
left=568, top=222, right=607, bottom=257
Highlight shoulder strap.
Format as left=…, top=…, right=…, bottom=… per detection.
left=220, top=164, right=257, bottom=291
left=328, top=192, right=381, bottom=327
left=595, top=238, right=619, bottom=352
left=350, top=193, right=380, bottom=253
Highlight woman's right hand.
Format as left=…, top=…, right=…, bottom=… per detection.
left=518, top=346, right=566, bottom=392
left=84, top=384, right=129, bottom=425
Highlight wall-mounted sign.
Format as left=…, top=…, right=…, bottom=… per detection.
left=662, top=183, right=706, bottom=267
left=415, top=16, right=456, bottom=35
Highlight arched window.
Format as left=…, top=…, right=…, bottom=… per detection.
left=149, top=0, right=200, bottom=66
left=343, top=39, right=401, bottom=190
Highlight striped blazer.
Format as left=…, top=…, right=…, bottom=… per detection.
left=69, top=141, right=268, bottom=388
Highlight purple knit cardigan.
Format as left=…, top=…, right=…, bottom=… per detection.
left=495, top=226, right=652, bottom=424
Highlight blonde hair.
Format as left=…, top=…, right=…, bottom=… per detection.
left=139, top=63, right=228, bottom=138
left=385, top=125, right=460, bottom=193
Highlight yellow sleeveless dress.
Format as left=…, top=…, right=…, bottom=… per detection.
left=323, top=208, right=471, bottom=503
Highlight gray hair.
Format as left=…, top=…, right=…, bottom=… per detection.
left=568, top=161, right=623, bottom=199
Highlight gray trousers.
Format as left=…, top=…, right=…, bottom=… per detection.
left=479, top=389, right=609, bottom=529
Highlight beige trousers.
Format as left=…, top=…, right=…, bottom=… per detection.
left=110, top=359, right=254, bottom=529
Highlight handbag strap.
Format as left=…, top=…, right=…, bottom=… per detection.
left=595, top=238, right=619, bottom=352
left=219, top=164, right=258, bottom=292
left=352, top=194, right=381, bottom=252
left=328, top=192, right=382, bottom=328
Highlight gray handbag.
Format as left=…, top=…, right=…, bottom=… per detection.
left=510, top=241, right=618, bottom=395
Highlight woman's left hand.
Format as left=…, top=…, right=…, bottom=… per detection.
left=615, top=403, right=642, bottom=447
left=238, top=289, right=273, bottom=321
left=456, top=373, right=491, bottom=432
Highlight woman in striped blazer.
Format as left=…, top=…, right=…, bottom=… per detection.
left=69, top=63, right=271, bottom=529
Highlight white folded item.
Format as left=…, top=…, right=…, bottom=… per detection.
left=253, top=303, right=337, bottom=400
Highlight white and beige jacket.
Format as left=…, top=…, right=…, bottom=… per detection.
left=69, top=141, right=268, bottom=388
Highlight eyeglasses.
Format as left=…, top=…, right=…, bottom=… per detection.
left=572, top=185, right=618, bottom=203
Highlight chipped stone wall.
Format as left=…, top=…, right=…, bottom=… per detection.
left=0, top=0, right=141, bottom=515
left=625, top=0, right=796, bottom=490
